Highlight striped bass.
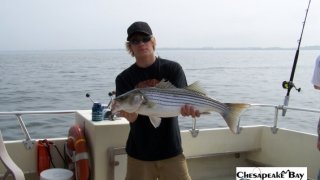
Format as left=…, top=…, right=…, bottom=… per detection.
left=112, top=79, right=250, bottom=133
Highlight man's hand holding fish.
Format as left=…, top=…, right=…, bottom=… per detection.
left=181, top=104, right=201, bottom=118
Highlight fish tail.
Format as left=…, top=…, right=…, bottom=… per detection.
left=222, top=103, right=250, bottom=134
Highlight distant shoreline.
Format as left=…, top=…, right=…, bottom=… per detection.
left=158, top=46, right=320, bottom=50
left=1, top=46, right=320, bottom=52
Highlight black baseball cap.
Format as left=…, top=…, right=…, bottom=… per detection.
left=127, top=21, right=153, bottom=41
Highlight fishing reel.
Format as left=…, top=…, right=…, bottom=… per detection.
left=282, top=81, right=301, bottom=92
left=86, top=91, right=116, bottom=120
left=281, top=81, right=301, bottom=117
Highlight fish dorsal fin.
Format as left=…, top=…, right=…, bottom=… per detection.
left=155, top=79, right=176, bottom=89
left=185, top=81, right=207, bottom=96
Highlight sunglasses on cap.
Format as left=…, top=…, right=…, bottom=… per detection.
left=129, top=36, right=152, bottom=45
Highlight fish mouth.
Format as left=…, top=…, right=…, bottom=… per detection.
left=111, top=100, right=120, bottom=114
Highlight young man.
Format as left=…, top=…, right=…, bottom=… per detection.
left=114, top=21, right=199, bottom=180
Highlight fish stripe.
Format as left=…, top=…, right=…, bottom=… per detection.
left=143, top=89, right=221, bottom=106
left=140, top=88, right=229, bottom=112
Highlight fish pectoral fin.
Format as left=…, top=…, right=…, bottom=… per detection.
left=149, top=116, right=162, bottom=128
left=145, top=101, right=156, bottom=108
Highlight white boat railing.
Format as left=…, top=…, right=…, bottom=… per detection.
left=0, top=104, right=320, bottom=147
left=248, top=104, right=320, bottom=134
left=0, top=110, right=77, bottom=149
left=187, top=104, right=320, bottom=136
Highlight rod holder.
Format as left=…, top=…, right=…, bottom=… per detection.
left=190, top=118, right=199, bottom=138
left=16, top=114, right=35, bottom=149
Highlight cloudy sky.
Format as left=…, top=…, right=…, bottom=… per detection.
left=1, top=0, right=319, bottom=51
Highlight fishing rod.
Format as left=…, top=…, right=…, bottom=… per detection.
left=282, top=0, right=311, bottom=116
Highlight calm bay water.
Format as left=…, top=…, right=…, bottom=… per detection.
left=1, top=49, right=320, bottom=140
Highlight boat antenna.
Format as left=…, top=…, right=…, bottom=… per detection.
left=282, top=0, right=311, bottom=116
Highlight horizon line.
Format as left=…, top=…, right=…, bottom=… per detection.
left=1, top=45, right=320, bottom=52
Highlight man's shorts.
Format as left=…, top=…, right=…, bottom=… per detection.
left=125, top=154, right=191, bottom=180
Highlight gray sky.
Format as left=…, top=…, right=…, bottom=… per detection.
left=1, top=0, right=319, bottom=51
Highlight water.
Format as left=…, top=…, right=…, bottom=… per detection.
left=1, top=49, right=320, bottom=140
